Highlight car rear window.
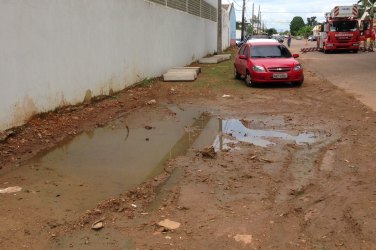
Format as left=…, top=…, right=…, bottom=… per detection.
left=250, top=45, right=292, bottom=58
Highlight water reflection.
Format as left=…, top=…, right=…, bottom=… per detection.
left=213, top=119, right=315, bottom=149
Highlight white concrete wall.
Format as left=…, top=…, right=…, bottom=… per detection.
left=0, top=0, right=218, bottom=130
left=222, top=6, right=230, bottom=50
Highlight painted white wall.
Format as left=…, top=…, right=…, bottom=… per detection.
left=222, top=6, right=230, bottom=50
left=0, top=0, right=218, bottom=130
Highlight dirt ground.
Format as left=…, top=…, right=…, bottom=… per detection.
left=1, top=49, right=376, bottom=250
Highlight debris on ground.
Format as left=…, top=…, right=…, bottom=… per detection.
left=146, top=99, right=157, bottom=105
left=0, top=186, right=22, bottom=194
left=0, top=130, right=16, bottom=142
left=157, top=219, right=181, bottom=230
left=200, top=146, right=216, bottom=158
left=91, top=218, right=105, bottom=230
left=233, top=234, right=253, bottom=245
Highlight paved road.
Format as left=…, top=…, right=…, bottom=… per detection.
left=287, top=39, right=376, bottom=111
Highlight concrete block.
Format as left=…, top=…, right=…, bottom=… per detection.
left=199, top=57, right=220, bottom=64
left=171, top=67, right=201, bottom=74
left=167, top=69, right=198, bottom=77
left=214, top=54, right=231, bottom=61
left=163, top=71, right=196, bottom=81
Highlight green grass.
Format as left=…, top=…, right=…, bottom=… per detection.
left=191, top=50, right=247, bottom=90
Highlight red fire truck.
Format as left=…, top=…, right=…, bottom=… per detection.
left=317, top=5, right=360, bottom=53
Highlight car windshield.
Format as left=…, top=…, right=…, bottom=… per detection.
left=250, top=45, right=292, bottom=58
left=330, top=21, right=358, bottom=32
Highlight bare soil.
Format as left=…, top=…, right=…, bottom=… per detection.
left=1, top=50, right=375, bottom=249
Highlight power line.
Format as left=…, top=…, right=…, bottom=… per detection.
left=234, top=10, right=323, bottom=13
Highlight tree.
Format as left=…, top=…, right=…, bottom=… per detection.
left=298, top=26, right=313, bottom=38
left=306, top=16, right=318, bottom=26
left=247, top=25, right=254, bottom=35
left=290, top=16, right=305, bottom=36
left=266, top=28, right=277, bottom=36
left=357, top=0, right=375, bottom=18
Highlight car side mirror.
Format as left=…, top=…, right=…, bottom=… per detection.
left=239, top=55, right=247, bottom=60
left=292, top=54, right=299, bottom=58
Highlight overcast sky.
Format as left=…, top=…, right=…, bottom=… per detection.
left=225, top=0, right=359, bottom=32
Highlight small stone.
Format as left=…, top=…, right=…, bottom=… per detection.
left=157, top=219, right=181, bottom=230
left=91, top=221, right=104, bottom=230
left=233, top=234, right=252, bottom=245
left=146, top=99, right=156, bottom=105
left=200, top=146, right=216, bottom=159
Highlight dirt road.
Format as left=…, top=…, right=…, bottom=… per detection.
left=0, top=49, right=375, bottom=249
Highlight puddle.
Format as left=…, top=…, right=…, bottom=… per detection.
left=0, top=106, right=320, bottom=247
left=210, top=119, right=316, bottom=149
left=0, top=105, right=213, bottom=227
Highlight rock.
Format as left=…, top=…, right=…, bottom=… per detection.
left=0, top=130, right=16, bottom=142
left=157, top=219, right=181, bottom=230
left=0, top=186, right=22, bottom=194
left=233, top=234, right=253, bottom=245
left=91, top=221, right=104, bottom=230
left=146, top=99, right=156, bottom=105
left=201, top=146, right=216, bottom=158
left=91, top=217, right=105, bottom=230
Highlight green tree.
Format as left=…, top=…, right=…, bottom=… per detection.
left=306, top=16, right=318, bottom=26
left=357, top=0, right=375, bottom=18
left=266, top=28, right=277, bottom=36
left=298, top=26, right=313, bottom=38
left=290, top=16, right=305, bottom=36
left=247, top=25, right=254, bottom=35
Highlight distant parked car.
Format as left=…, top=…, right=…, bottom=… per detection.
left=308, top=35, right=317, bottom=41
left=272, top=35, right=284, bottom=43
left=249, top=34, right=270, bottom=40
left=295, top=36, right=302, bottom=40
left=234, top=39, right=304, bottom=87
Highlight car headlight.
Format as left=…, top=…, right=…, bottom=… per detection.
left=294, top=65, right=302, bottom=71
left=253, top=66, right=266, bottom=72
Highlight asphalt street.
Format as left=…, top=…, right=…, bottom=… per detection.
left=289, top=39, right=376, bottom=111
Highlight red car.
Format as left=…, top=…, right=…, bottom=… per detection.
left=234, top=39, right=304, bottom=87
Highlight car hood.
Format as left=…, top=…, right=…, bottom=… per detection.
left=251, top=58, right=299, bottom=68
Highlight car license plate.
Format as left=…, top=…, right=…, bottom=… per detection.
left=273, top=73, right=288, bottom=79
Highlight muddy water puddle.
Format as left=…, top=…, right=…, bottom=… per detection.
left=212, top=119, right=315, bottom=149
left=0, top=105, right=319, bottom=244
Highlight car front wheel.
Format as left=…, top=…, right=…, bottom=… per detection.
left=245, top=71, right=257, bottom=87
left=292, top=76, right=304, bottom=87
left=234, top=67, right=241, bottom=79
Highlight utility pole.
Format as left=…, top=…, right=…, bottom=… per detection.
left=258, top=5, right=261, bottom=34
left=241, top=0, right=246, bottom=41
left=252, top=3, right=254, bottom=35
left=217, top=0, right=222, bottom=53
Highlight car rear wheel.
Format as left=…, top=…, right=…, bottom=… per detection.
left=234, top=67, right=241, bottom=79
left=292, top=76, right=304, bottom=87
left=245, top=71, right=257, bottom=87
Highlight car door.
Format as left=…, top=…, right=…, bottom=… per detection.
left=239, top=44, right=249, bottom=76
left=235, top=45, right=246, bottom=75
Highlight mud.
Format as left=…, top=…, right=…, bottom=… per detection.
left=0, top=50, right=376, bottom=249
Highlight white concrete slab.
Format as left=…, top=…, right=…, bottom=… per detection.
left=214, top=54, right=231, bottom=60
left=167, top=69, right=198, bottom=78
left=163, top=71, right=196, bottom=81
left=199, top=57, right=220, bottom=64
left=171, top=67, right=201, bottom=74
